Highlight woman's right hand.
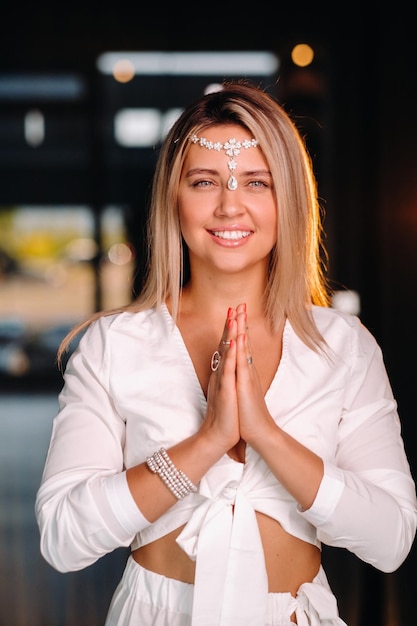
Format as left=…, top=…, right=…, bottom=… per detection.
left=200, top=308, right=240, bottom=453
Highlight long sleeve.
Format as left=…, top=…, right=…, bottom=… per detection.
left=36, top=306, right=417, bottom=580
left=300, top=314, right=417, bottom=572
left=35, top=316, right=150, bottom=573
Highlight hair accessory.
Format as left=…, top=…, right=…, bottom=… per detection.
left=210, top=350, right=221, bottom=371
left=190, top=134, right=258, bottom=190
left=146, top=447, right=198, bottom=500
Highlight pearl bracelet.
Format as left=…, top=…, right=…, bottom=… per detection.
left=146, top=447, right=198, bottom=500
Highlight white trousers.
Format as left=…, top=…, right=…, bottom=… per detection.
left=105, top=555, right=347, bottom=626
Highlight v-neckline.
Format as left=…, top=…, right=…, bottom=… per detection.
left=160, top=303, right=288, bottom=404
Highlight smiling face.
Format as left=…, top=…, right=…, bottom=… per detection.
left=178, top=124, right=278, bottom=280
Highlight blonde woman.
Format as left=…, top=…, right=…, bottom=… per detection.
left=36, top=82, right=417, bottom=625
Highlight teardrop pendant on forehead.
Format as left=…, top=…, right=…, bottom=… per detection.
left=189, top=134, right=258, bottom=190
left=228, top=176, right=238, bottom=191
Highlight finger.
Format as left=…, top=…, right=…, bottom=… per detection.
left=236, top=302, right=246, bottom=320
left=210, top=310, right=237, bottom=374
left=236, top=330, right=253, bottom=370
left=236, top=304, right=253, bottom=358
left=219, top=307, right=238, bottom=353
left=219, top=320, right=237, bottom=372
left=236, top=304, right=247, bottom=336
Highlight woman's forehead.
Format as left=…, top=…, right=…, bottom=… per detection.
left=184, top=129, right=267, bottom=190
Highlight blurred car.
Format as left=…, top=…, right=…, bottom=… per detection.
left=24, top=323, right=83, bottom=377
left=0, top=320, right=83, bottom=387
left=0, top=318, right=30, bottom=377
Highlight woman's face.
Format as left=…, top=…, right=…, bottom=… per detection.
left=178, top=124, right=277, bottom=278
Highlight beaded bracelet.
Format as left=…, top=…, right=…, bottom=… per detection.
left=146, top=447, right=198, bottom=500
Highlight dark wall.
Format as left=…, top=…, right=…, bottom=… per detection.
left=324, top=13, right=417, bottom=625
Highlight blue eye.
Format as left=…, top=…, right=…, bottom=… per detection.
left=249, top=180, right=270, bottom=188
left=192, top=180, right=212, bottom=188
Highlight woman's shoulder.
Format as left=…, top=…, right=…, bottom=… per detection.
left=310, top=304, right=380, bottom=357
left=77, top=305, right=172, bottom=350
left=311, top=303, right=360, bottom=329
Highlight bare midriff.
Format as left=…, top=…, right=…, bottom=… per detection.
left=132, top=510, right=321, bottom=596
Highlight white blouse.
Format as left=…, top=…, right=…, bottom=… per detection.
left=35, top=304, right=417, bottom=624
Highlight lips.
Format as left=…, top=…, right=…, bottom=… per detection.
left=210, top=230, right=252, bottom=240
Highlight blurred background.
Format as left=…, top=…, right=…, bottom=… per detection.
left=0, top=2, right=416, bottom=625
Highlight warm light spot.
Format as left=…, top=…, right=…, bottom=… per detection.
left=291, top=44, right=315, bottom=67
left=113, top=59, right=135, bottom=83
left=108, top=243, right=133, bottom=265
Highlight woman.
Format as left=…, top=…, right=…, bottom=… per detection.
left=35, top=82, right=417, bottom=625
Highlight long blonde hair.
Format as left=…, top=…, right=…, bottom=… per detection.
left=58, top=81, right=330, bottom=364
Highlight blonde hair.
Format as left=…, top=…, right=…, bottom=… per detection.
left=58, top=80, right=330, bottom=364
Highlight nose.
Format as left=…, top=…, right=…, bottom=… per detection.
left=214, top=187, right=244, bottom=218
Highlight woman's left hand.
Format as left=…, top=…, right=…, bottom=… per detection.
left=233, top=304, right=276, bottom=448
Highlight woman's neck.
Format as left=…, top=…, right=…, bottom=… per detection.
left=180, top=261, right=269, bottom=320
left=180, top=278, right=266, bottom=320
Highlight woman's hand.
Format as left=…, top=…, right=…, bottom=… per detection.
left=200, top=308, right=240, bottom=454
left=233, top=304, right=324, bottom=509
left=200, top=303, right=276, bottom=457
left=234, top=304, right=276, bottom=447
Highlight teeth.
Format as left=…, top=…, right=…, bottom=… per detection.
left=212, top=230, right=251, bottom=240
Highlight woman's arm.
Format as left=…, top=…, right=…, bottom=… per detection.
left=235, top=306, right=417, bottom=572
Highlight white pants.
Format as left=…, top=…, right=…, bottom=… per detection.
left=105, top=555, right=347, bottom=626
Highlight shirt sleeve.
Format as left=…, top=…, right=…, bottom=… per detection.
left=300, top=316, right=417, bottom=573
left=35, top=316, right=151, bottom=573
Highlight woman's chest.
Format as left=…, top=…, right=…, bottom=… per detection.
left=108, top=342, right=347, bottom=467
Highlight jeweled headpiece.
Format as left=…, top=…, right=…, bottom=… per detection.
left=189, top=134, right=258, bottom=191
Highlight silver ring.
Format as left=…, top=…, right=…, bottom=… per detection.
left=211, top=350, right=221, bottom=372
left=222, top=340, right=231, bottom=345
left=247, top=356, right=253, bottom=365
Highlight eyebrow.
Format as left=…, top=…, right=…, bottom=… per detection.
left=184, top=168, right=272, bottom=178
left=242, top=169, right=272, bottom=177
left=184, top=168, right=219, bottom=178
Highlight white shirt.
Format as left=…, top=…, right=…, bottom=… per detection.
left=35, top=304, right=417, bottom=624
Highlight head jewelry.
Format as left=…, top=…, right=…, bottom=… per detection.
left=189, top=134, right=258, bottom=191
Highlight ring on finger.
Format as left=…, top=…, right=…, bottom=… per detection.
left=211, top=350, right=221, bottom=372
left=247, top=356, right=253, bottom=365
left=222, top=340, right=231, bottom=346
